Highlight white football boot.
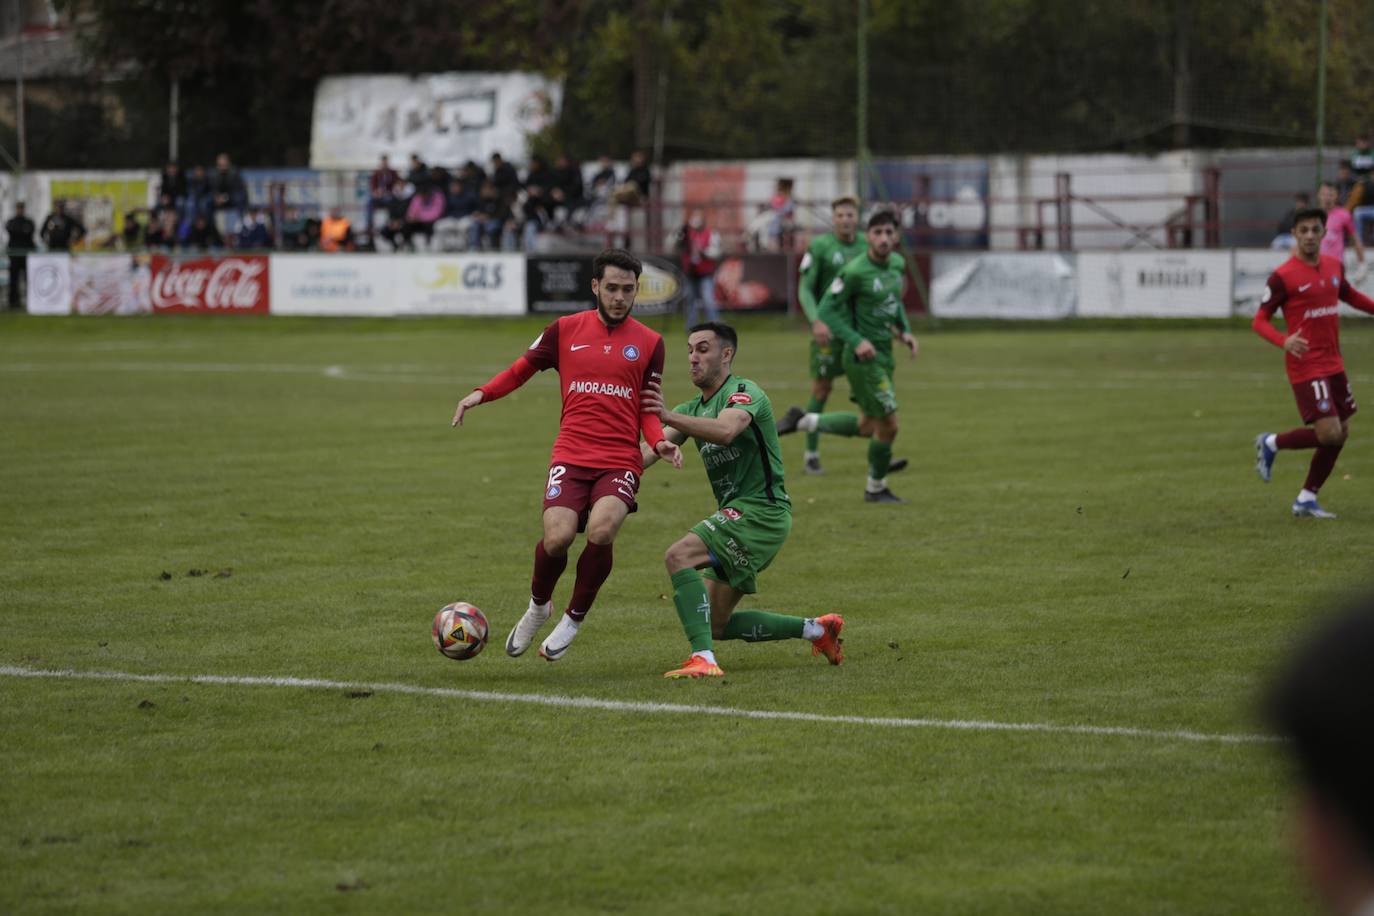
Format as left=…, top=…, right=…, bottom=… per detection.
left=538, top=614, right=581, bottom=662
left=504, top=598, right=552, bottom=657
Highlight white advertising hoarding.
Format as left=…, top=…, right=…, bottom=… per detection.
left=26, top=254, right=71, bottom=315
left=1077, top=251, right=1233, bottom=318
left=310, top=73, right=562, bottom=169
left=270, top=254, right=526, bottom=317
left=931, top=252, right=1076, bottom=319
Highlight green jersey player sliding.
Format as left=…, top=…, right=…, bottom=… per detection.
left=778, top=209, right=919, bottom=503
left=641, top=322, right=844, bottom=679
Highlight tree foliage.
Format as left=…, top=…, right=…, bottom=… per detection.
left=38, top=0, right=1374, bottom=167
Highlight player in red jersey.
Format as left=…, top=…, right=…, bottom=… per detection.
left=452, top=249, right=682, bottom=660
left=1253, top=207, right=1374, bottom=517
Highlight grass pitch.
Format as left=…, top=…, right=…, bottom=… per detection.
left=3, top=312, right=1373, bottom=914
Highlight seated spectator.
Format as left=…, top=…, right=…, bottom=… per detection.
left=280, top=207, right=311, bottom=251
left=184, top=212, right=224, bottom=251
left=405, top=153, right=428, bottom=187
left=1336, top=161, right=1358, bottom=204
left=120, top=208, right=148, bottom=251
left=468, top=180, right=514, bottom=251
left=145, top=193, right=181, bottom=249
left=489, top=152, right=520, bottom=204
left=550, top=154, right=587, bottom=227
left=461, top=159, right=487, bottom=190
left=525, top=155, right=555, bottom=195
left=366, top=155, right=400, bottom=242
left=589, top=154, right=618, bottom=200
left=378, top=179, right=413, bottom=251
left=1351, top=134, right=1374, bottom=176
left=404, top=183, right=447, bottom=250
left=446, top=176, right=479, bottom=220
left=235, top=206, right=273, bottom=250
left=209, top=152, right=248, bottom=239
left=624, top=149, right=651, bottom=200
left=319, top=207, right=354, bottom=252
left=1271, top=191, right=1310, bottom=250
left=429, top=163, right=452, bottom=193
left=520, top=182, right=554, bottom=250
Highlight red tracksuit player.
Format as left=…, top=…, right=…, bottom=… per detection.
left=452, top=249, right=682, bottom=659
left=1253, top=206, right=1374, bottom=518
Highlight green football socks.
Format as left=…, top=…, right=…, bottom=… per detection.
left=720, top=610, right=806, bottom=642
left=671, top=568, right=714, bottom=653
left=804, top=395, right=826, bottom=452
left=868, top=438, right=893, bottom=479
left=816, top=412, right=861, bottom=437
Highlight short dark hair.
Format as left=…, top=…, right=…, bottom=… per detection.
left=1293, top=207, right=1327, bottom=228
left=592, top=248, right=642, bottom=279
left=831, top=196, right=859, bottom=211
left=689, top=321, right=737, bottom=354
left=867, top=209, right=898, bottom=230
left=1265, top=589, right=1374, bottom=866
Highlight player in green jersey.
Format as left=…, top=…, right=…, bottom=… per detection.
left=641, top=321, right=845, bottom=679
left=796, top=197, right=867, bottom=475
left=777, top=209, right=918, bottom=503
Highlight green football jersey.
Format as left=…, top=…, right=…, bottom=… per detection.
left=798, top=232, right=868, bottom=322
left=818, top=251, right=912, bottom=354
left=673, top=375, right=790, bottom=510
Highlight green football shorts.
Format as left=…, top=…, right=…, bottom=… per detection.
left=690, top=500, right=792, bottom=595
left=842, top=348, right=898, bottom=418
left=809, top=338, right=844, bottom=381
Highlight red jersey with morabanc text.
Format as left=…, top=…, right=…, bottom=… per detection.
left=1253, top=254, right=1374, bottom=383
left=475, top=309, right=666, bottom=469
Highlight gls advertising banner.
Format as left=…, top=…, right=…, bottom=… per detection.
left=271, top=254, right=525, bottom=316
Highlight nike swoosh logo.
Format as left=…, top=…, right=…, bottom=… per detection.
left=570, top=344, right=590, bottom=351
left=1299, top=283, right=1312, bottom=292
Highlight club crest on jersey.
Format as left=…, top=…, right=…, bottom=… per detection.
left=603, top=344, right=612, bottom=354
left=546, top=485, right=562, bottom=499
left=622, top=344, right=640, bottom=361
left=727, top=392, right=752, bottom=406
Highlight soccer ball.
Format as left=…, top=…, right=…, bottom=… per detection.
left=431, top=602, right=489, bottom=660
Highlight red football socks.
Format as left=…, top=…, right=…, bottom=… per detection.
left=565, top=541, right=614, bottom=623
left=530, top=540, right=568, bottom=606
left=1304, top=445, right=1343, bottom=493
left=1276, top=428, right=1320, bottom=450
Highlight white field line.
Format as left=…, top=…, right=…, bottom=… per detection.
left=3, top=360, right=1368, bottom=390
left=0, top=665, right=1280, bottom=746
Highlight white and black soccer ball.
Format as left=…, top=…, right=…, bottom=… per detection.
left=431, top=602, right=489, bottom=660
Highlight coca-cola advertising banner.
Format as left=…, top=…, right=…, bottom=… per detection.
left=149, top=255, right=270, bottom=314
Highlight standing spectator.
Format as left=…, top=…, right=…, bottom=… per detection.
left=209, top=153, right=247, bottom=239
left=405, top=153, right=428, bottom=187
left=766, top=178, right=797, bottom=252
left=1271, top=191, right=1310, bottom=250
left=1318, top=180, right=1366, bottom=273
left=184, top=165, right=211, bottom=224
left=550, top=154, right=587, bottom=227
left=468, top=180, right=514, bottom=251
left=319, top=207, right=354, bottom=252
left=366, top=155, right=400, bottom=241
left=1350, top=134, right=1374, bottom=176
left=675, top=208, right=721, bottom=326
left=157, top=161, right=188, bottom=209
left=235, top=206, right=273, bottom=250
left=489, top=152, right=520, bottom=204
left=4, top=202, right=36, bottom=310
left=40, top=199, right=86, bottom=251
left=404, top=183, right=447, bottom=250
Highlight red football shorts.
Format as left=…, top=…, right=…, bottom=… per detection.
left=1291, top=372, right=1357, bottom=424
left=542, top=463, right=640, bottom=531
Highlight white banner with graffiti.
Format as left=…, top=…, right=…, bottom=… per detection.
left=310, top=73, right=562, bottom=170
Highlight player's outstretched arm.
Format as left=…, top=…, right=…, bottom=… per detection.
left=1340, top=271, right=1374, bottom=314
left=451, top=355, right=538, bottom=427
left=641, top=427, right=687, bottom=471
left=662, top=407, right=751, bottom=446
